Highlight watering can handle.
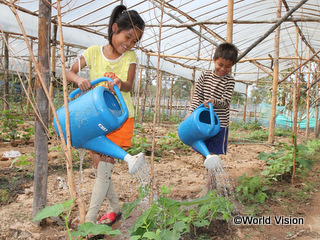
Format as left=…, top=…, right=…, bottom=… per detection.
left=68, top=77, right=118, bottom=99
left=194, top=102, right=216, bottom=134
left=68, top=77, right=128, bottom=123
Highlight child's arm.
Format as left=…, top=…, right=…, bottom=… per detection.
left=66, top=56, right=91, bottom=92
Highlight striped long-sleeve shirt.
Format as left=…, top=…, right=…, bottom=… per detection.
left=188, top=70, right=235, bottom=128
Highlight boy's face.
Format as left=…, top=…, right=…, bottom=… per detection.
left=213, top=57, right=233, bottom=77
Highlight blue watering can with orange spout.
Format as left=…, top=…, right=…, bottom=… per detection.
left=53, top=77, right=145, bottom=175
left=178, top=102, right=221, bottom=169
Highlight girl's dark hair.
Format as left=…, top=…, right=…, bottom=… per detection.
left=108, top=5, right=145, bottom=46
left=214, top=42, right=238, bottom=64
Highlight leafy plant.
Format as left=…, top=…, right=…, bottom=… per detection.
left=0, top=110, right=24, bottom=141
left=247, top=119, right=262, bottom=131
left=32, top=198, right=121, bottom=239
left=0, top=189, right=10, bottom=205
left=306, top=139, right=320, bottom=154
left=157, top=131, right=189, bottom=152
left=247, top=130, right=269, bottom=141
left=127, top=134, right=152, bottom=155
left=11, top=153, right=34, bottom=169
left=122, top=185, right=233, bottom=240
left=236, top=174, right=269, bottom=203
left=258, top=143, right=313, bottom=181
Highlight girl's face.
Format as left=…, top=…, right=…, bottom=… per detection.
left=111, top=23, right=143, bottom=55
left=213, top=57, right=233, bottom=77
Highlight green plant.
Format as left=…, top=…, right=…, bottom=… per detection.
left=236, top=174, right=269, bottom=204
left=11, top=153, right=34, bottom=169
left=274, top=128, right=291, bottom=137
left=0, top=110, right=24, bottom=141
left=157, top=131, right=190, bottom=152
left=122, top=185, right=233, bottom=240
left=33, top=198, right=121, bottom=239
left=0, top=189, right=10, bottom=205
left=306, top=139, right=320, bottom=154
left=258, top=143, right=313, bottom=181
left=127, top=134, right=152, bottom=155
left=247, top=130, right=269, bottom=141
left=247, top=119, right=262, bottom=131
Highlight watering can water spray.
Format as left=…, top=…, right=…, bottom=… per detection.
left=53, top=77, right=145, bottom=175
left=178, top=102, right=221, bottom=170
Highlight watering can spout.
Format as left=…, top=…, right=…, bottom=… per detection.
left=82, top=136, right=146, bottom=175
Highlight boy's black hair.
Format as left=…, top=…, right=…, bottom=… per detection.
left=108, top=5, right=145, bottom=46
left=214, top=42, right=238, bottom=64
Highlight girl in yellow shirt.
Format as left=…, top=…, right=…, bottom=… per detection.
left=66, top=5, right=144, bottom=225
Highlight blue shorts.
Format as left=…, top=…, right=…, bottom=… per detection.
left=192, top=127, right=229, bottom=155
left=204, top=127, right=228, bottom=155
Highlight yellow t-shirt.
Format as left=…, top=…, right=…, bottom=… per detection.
left=83, top=45, right=138, bottom=118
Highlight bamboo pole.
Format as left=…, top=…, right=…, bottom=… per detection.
left=243, top=84, right=248, bottom=122
left=135, top=68, right=143, bottom=119
left=150, top=0, right=165, bottom=202
left=292, top=27, right=299, bottom=135
left=157, top=71, right=162, bottom=124
left=169, top=77, right=173, bottom=116
left=306, top=49, right=311, bottom=138
left=315, top=61, right=320, bottom=138
left=49, top=23, right=57, bottom=123
left=291, top=26, right=300, bottom=185
left=226, top=0, right=234, bottom=43
left=3, top=33, right=9, bottom=110
left=268, top=0, right=281, bottom=144
left=27, top=39, right=33, bottom=112
left=138, top=55, right=150, bottom=124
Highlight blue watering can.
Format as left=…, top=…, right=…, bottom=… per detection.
left=178, top=102, right=221, bottom=169
left=53, top=77, right=145, bottom=174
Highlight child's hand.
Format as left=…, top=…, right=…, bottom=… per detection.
left=107, top=78, right=122, bottom=93
left=76, top=77, right=91, bottom=92
left=204, top=98, right=216, bottom=107
left=104, top=72, right=121, bottom=93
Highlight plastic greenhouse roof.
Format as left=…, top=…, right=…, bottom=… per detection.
left=1, top=0, right=320, bottom=94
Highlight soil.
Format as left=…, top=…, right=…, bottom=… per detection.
left=0, top=122, right=320, bottom=239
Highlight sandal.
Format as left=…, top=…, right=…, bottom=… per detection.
left=99, top=212, right=122, bottom=226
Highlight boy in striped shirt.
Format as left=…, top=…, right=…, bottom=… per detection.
left=187, top=42, right=238, bottom=197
